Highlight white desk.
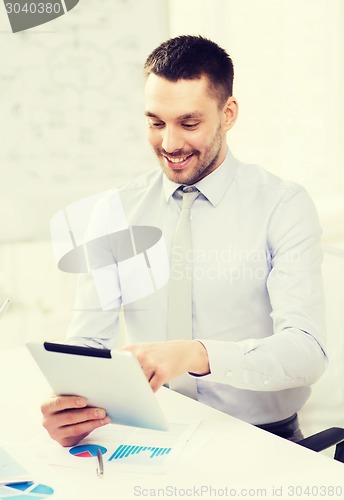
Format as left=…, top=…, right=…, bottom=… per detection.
left=1, top=347, right=343, bottom=500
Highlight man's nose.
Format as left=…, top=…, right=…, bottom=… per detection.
left=161, top=127, right=184, bottom=153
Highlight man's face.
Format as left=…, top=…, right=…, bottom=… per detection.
left=144, top=74, right=233, bottom=185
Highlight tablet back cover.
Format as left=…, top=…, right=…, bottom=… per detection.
left=27, top=342, right=169, bottom=431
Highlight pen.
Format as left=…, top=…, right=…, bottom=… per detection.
left=0, top=298, right=10, bottom=318
left=96, top=448, right=104, bottom=478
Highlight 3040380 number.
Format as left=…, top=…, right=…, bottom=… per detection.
left=5, top=2, right=62, bottom=15
left=287, top=485, right=343, bottom=497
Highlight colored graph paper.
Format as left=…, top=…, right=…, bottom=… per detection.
left=69, top=444, right=107, bottom=458
left=0, top=481, right=54, bottom=498
left=108, top=444, right=172, bottom=461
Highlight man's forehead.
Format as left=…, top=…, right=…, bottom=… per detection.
left=144, top=74, right=217, bottom=115
left=144, top=73, right=211, bottom=96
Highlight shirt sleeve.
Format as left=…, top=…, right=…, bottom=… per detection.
left=197, top=188, right=328, bottom=391
left=64, top=189, right=124, bottom=349
left=65, top=271, right=121, bottom=349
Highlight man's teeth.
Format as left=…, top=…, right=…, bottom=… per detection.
left=166, top=155, right=191, bottom=163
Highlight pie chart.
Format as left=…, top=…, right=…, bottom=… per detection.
left=69, top=444, right=107, bottom=458
left=1, top=481, right=54, bottom=498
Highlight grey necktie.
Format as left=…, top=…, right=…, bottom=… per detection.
left=167, top=186, right=200, bottom=399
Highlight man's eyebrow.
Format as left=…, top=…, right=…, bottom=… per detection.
left=178, top=112, right=203, bottom=120
left=145, top=111, right=160, bottom=118
left=144, top=111, right=204, bottom=120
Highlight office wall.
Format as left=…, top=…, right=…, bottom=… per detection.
left=0, top=0, right=168, bottom=242
left=169, top=0, right=344, bottom=244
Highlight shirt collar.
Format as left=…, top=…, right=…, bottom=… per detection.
left=162, top=148, right=237, bottom=206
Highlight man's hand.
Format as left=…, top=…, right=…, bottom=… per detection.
left=121, top=340, right=209, bottom=392
left=41, top=395, right=111, bottom=447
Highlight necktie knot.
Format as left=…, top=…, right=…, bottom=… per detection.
left=179, top=186, right=199, bottom=210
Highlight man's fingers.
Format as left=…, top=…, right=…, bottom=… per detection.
left=43, top=406, right=107, bottom=429
left=41, top=395, right=87, bottom=416
left=127, top=346, right=155, bottom=380
left=148, top=370, right=166, bottom=392
left=40, top=395, right=111, bottom=447
left=49, top=417, right=111, bottom=447
left=59, top=433, right=90, bottom=448
left=121, top=343, right=172, bottom=389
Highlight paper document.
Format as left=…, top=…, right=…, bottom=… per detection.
left=0, top=446, right=32, bottom=485
left=31, top=421, right=200, bottom=474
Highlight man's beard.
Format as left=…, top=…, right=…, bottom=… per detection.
left=154, top=125, right=224, bottom=185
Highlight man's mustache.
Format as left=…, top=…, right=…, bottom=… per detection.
left=157, top=148, right=198, bottom=157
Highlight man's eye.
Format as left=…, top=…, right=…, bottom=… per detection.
left=182, top=123, right=199, bottom=129
left=149, top=121, right=164, bottom=128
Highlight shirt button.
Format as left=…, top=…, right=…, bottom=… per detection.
left=263, top=379, right=270, bottom=386
left=226, top=370, right=232, bottom=378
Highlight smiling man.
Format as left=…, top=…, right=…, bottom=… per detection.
left=41, top=36, right=327, bottom=447
left=144, top=76, right=236, bottom=185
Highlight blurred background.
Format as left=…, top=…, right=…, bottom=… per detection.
left=0, top=0, right=343, bottom=349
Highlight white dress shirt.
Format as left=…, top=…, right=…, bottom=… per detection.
left=66, top=150, right=327, bottom=425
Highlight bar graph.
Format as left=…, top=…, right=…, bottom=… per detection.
left=108, top=444, right=172, bottom=464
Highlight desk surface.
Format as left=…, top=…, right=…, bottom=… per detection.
left=1, top=347, right=343, bottom=500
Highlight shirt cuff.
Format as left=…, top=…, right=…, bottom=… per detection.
left=191, top=338, right=245, bottom=383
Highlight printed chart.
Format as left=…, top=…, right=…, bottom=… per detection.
left=32, top=420, right=200, bottom=473
left=0, top=481, right=54, bottom=498
left=69, top=441, right=173, bottom=468
left=69, top=444, right=107, bottom=458
left=108, top=444, right=172, bottom=465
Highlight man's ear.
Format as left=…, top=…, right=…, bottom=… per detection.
left=223, top=96, right=238, bottom=131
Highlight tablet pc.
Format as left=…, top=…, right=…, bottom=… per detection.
left=26, top=342, right=169, bottom=431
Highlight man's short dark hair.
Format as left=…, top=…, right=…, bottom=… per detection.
left=144, top=35, right=234, bottom=107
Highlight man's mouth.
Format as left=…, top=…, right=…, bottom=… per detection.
left=162, top=153, right=194, bottom=169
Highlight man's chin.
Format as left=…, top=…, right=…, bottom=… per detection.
left=163, top=166, right=195, bottom=185
left=157, top=157, right=198, bottom=184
